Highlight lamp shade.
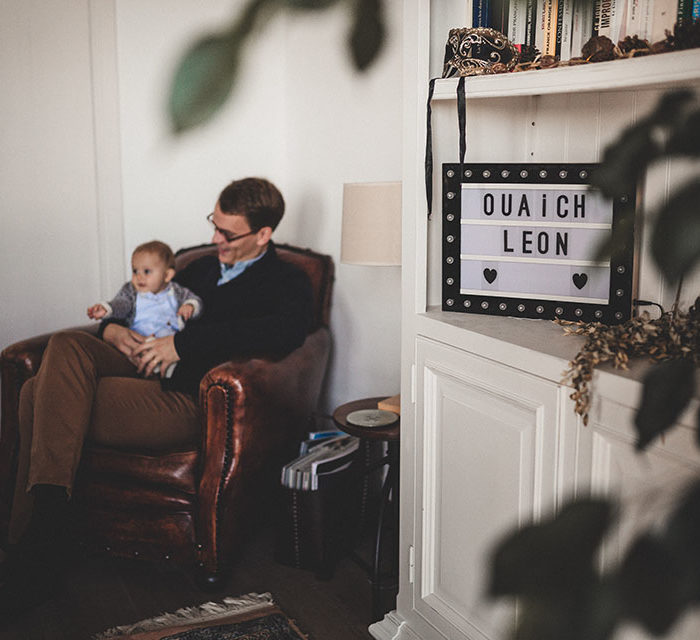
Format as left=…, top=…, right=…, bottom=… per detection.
left=341, top=182, right=402, bottom=266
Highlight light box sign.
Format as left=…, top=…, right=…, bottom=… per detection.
left=442, top=163, right=635, bottom=323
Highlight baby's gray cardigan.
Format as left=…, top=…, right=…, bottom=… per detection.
left=103, top=281, right=202, bottom=329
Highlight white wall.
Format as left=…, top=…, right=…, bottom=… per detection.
left=281, top=3, right=404, bottom=410
left=115, top=1, right=287, bottom=263
left=1, top=0, right=402, bottom=416
left=0, top=0, right=102, bottom=347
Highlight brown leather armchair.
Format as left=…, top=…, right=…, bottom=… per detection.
left=0, top=243, right=334, bottom=589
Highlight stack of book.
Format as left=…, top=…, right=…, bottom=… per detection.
left=280, top=430, right=360, bottom=491
left=469, top=0, right=698, bottom=62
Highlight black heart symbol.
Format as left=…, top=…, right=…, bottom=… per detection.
left=573, top=273, right=588, bottom=289
left=483, top=268, right=497, bottom=284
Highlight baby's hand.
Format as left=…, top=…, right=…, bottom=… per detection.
left=177, top=303, right=195, bottom=322
left=87, top=304, right=107, bottom=320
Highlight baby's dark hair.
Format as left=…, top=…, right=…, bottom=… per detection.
left=133, top=241, right=175, bottom=269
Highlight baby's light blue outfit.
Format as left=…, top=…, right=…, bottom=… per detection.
left=132, top=287, right=185, bottom=338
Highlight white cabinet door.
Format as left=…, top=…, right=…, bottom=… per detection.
left=568, top=392, right=700, bottom=640
left=409, top=337, right=561, bottom=640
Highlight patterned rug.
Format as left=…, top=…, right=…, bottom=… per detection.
left=93, top=592, right=307, bottom=640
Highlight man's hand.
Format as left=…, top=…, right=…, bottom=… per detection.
left=87, top=303, right=107, bottom=320
left=102, top=323, right=145, bottom=362
left=177, top=303, right=195, bottom=322
left=132, top=335, right=180, bottom=378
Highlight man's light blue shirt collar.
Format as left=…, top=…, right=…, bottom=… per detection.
left=217, top=248, right=267, bottom=286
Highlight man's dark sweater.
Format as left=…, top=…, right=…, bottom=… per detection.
left=102, top=243, right=313, bottom=398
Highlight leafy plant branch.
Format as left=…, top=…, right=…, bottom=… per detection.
left=167, top=0, right=387, bottom=134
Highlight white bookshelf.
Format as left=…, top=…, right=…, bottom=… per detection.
left=431, top=48, right=700, bottom=100
left=372, top=3, right=700, bottom=640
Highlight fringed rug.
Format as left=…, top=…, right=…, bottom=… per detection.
left=93, top=592, right=307, bottom=640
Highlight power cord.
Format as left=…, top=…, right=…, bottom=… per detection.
left=633, top=299, right=665, bottom=317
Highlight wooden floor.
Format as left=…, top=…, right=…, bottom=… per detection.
left=0, top=524, right=394, bottom=640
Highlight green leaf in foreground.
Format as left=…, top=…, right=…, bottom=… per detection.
left=635, top=358, right=696, bottom=450
left=348, top=0, right=385, bottom=71
left=488, top=498, right=613, bottom=599
left=650, top=179, right=700, bottom=283
left=168, top=33, right=242, bottom=134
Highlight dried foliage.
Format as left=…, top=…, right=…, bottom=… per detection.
left=666, top=18, right=700, bottom=51
left=582, top=35, right=617, bottom=61
left=511, top=18, right=700, bottom=74
left=558, top=301, right=700, bottom=426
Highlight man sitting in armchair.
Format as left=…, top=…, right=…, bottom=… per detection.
left=2, top=177, right=314, bottom=618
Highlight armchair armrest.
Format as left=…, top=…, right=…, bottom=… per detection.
left=195, top=327, right=330, bottom=577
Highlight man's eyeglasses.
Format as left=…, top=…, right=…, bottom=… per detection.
left=207, top=213, right=256, bottom=243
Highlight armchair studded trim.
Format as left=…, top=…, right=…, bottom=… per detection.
left=197, top=378, right=238, bottom=581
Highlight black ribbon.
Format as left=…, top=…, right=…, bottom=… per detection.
left=424, top=76, right=468, bottom=219
left=424, top=78, right=437, bottom=218
left=457, top=76, right=467, bottom=173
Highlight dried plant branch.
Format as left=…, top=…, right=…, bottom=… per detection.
left=557, top=300, right=699, bottom=425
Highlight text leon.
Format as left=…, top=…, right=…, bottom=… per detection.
left=503, top=229, right=568, bottom=256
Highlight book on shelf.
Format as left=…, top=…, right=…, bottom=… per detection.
left=473, top=0, right=491, bottom=27
left=594, top=0, right=626, bottom=43
left=508, top=0, right=538, bottom=45
left=537, top=0, right=560, bottom=56
left=556, top=0, right=575, bottom=61
left=491, top=0, right=510, bottom=32
left=570, top=0, right=595, bottom=57
left=651, top=0, right=678, bottom=42
left=626, top=0, right=653, bottom=41
left=678, top=0, right=693, bottom=24
left=525, top=0, right=538, bottom=45
left=467, top=0, right=695, bottom=62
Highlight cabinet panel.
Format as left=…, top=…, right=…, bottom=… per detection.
left=413, top=337, right=560, bottom=640
left=576, top=396, right=700, bottom=566
left=569, top=397, right=700, bottom=640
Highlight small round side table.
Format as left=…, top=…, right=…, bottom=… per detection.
left=332, top=397, right=400, bottom=622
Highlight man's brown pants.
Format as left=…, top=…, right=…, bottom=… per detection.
left=9, top=330, right=200, bottom=542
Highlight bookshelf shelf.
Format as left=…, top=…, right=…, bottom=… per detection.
left=431, top=48, right=700, bottom=100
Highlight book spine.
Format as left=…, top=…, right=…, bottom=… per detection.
left=678, top=0, right=692, bottom=24
left=597, top=0, right=622, bottom=41
left=618, top=0, right=631, bottom=38
left=535, top=0, right=547, bottom=51
left=627, top=0, right=653, bottom=39
left=490, top=0, right=508, bottom=33
left=693, top=0, right=700, bottom=19
left=509, top=0, right=524, bottom=42
left=542, top=0, right=560, bottom=55
left=473, top=0, right=491, bottom=27
left=525, top=0, right=538, bottom=45
left=556, top=0, right=565, bottom=56
left=570, top=0, right=593, bottom=56
left=651, top=0, right=677, bottom=41
left=559, top=0, right=574, bottom=59
left=591, top=0, right=601, bottom=36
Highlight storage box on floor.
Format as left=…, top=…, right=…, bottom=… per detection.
left=275, top=439, right=382, bottom=579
